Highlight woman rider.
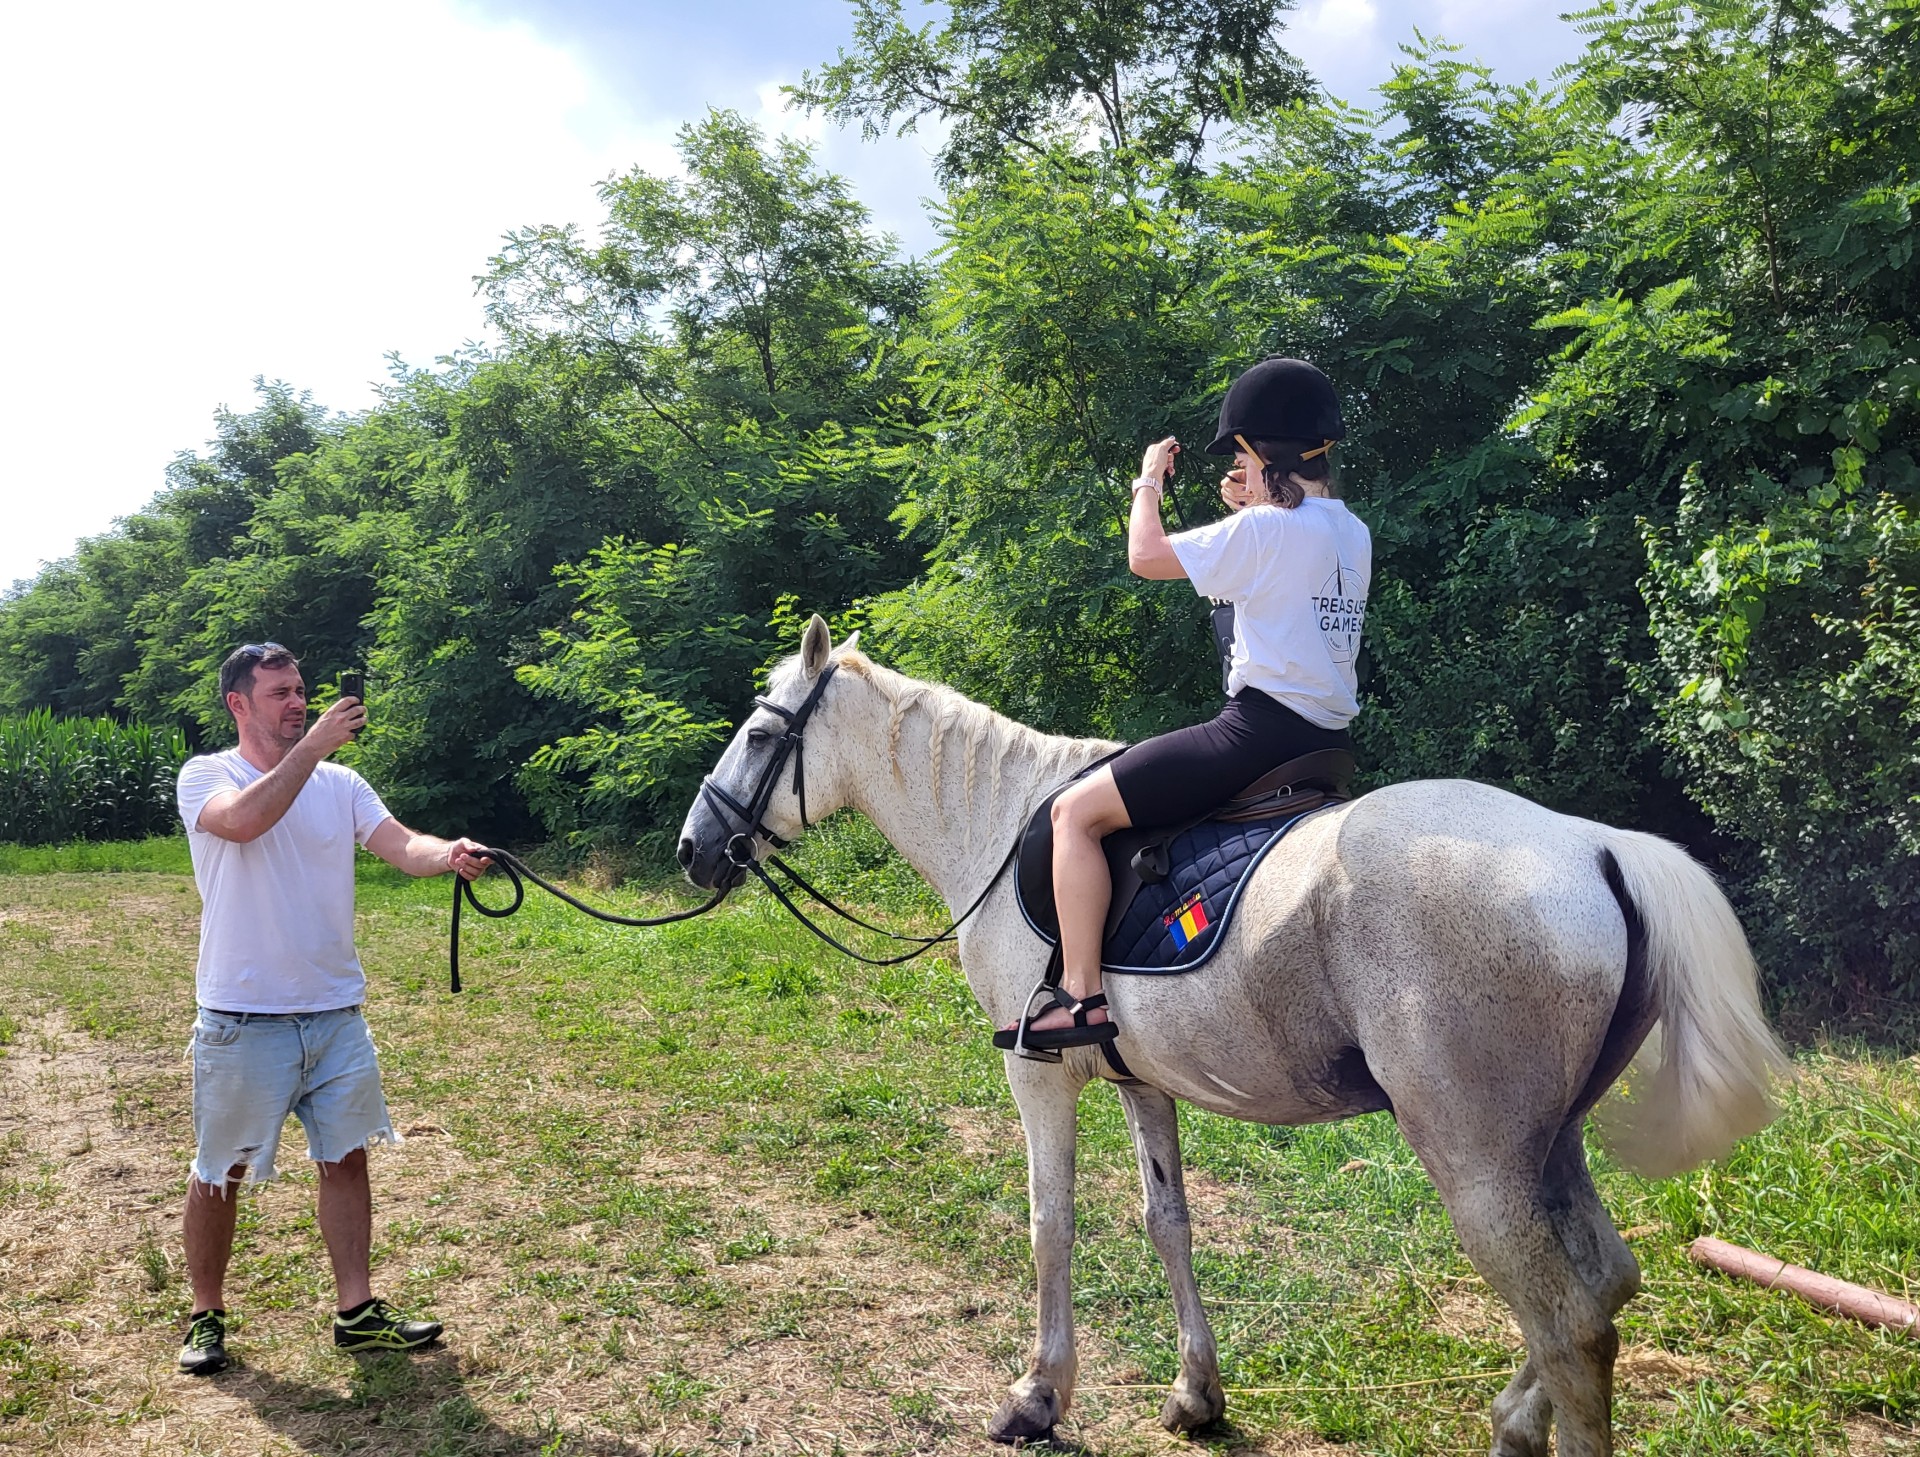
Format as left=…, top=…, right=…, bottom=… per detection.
left=994, top=357, right=1371, bottom=1052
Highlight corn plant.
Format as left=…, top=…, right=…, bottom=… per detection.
left=0, top=711, right=189, bottom=845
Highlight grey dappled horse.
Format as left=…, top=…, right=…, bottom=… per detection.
left=677, top=617, right=1789, bottom=1457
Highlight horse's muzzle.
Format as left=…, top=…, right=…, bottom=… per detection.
left=678, top=832, right=748, bottom=892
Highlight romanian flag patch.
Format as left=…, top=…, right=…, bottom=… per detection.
left=1163, top=892, right=1211, bottom=951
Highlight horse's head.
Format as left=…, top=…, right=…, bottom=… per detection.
left=677, top=613, right=857, bottom=889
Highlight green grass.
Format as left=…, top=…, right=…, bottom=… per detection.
left=0, top=834, right=192, bottom=875
left=0, top=831, right=1915, bottom=1456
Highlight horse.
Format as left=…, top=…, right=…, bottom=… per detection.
left=676, top=615, right=1790, bottom=1457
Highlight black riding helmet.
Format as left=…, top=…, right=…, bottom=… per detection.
left=1204, top=356, right=1346, bottom=457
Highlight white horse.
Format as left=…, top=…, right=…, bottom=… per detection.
left=676, top=617, right=1790, bottom=1457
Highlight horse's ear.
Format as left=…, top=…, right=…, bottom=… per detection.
left=840, top=629, right=860, bottom=654
left=801, top=613, right=832, bottom=678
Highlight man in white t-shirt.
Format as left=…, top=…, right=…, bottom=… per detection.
left=172, top=642, right=489, bottom=1377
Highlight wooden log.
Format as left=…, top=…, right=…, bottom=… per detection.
left=1688, top=1236, right=1920, bottom=1337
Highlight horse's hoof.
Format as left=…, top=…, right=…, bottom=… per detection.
left=1159, top=1373, right=1227, bottom=1433
left=987, top=1384, right=1061, bottom=1444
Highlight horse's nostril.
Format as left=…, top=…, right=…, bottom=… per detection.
left=676, top=836, right=695, bottom=869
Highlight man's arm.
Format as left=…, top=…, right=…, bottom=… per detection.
left=365, top=819, right=490, bottom=881
left=195, top=699, right=364, bottom=843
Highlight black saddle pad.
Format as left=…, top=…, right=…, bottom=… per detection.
left=1015, top=801, right=1327, bottom=975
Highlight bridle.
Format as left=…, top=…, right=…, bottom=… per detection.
left=451, top=658, right=1016, bottom=989
left=698, top=661, right=840, bottom=878
left=695, top=658, right=1017, bottom=966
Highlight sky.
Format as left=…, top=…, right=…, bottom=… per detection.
left=0, top=0, right=1585, bottom=592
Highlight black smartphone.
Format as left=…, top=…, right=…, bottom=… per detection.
left=339, top=671, right=365, bottom=733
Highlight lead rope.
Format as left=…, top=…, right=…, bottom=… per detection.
left=450, top=847, right=731, bottom=992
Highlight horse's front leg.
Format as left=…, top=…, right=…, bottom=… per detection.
left=1119, top=1082, right=1227, bottom=1433
left=988, top=1054, right=1089, bottom=1443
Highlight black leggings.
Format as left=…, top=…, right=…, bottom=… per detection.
left=1107, top=689, right=1351, bottom=829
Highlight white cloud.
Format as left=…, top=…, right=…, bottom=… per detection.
left=1293, top=0, right=1383, bottom=46
left=0, top=0, right=680, bottom=588
left=756, top=78, right=827, bottom=145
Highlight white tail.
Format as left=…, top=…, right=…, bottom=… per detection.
left=1595, top=829, right=1793, bottom=1178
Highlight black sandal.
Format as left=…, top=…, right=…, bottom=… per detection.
left=991, top=985, right=1119, bottom=1057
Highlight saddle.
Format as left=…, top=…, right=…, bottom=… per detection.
left=1014, top=748, right=1355, bottom=975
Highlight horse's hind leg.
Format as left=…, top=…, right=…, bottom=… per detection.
left=1488, top=1118, right=1643, bottom=1455
left=1542, top=1118, right=1640, bottom=1320
left=1399, top=1115, right=1620, bottom=1457
left=1117, top=1083, right=1226, bottom=1433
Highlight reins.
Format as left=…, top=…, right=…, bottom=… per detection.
left=745, top=846, right=1017, bottom=966
left=449, top=655, right=1014, bottom=986
left=449, top=847, right=730, bottom=992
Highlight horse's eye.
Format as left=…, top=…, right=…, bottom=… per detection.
left=747, top=729, right=772, bottom=746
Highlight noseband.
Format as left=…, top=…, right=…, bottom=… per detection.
left=699, top=662, right=838, bottom=872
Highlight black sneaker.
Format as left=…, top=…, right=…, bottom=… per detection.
left=333, top=1298, right=443, bottom=1353
left=178, top=1309, right=230, bottom=1376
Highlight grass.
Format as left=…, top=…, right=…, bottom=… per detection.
left=0, top=834, right=192, bottom=876
left=0, top=821, right=1915, bottom=1456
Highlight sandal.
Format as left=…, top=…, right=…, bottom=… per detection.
left=991, top=986, right=1119, bottom=1055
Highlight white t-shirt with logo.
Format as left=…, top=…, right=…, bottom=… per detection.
left=1169, top=497, right=1372, bottom=728
left=176, top=749, right=393, bottom=1014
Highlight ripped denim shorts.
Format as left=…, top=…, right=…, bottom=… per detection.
left=189, top=1005, right=399, bottom=1193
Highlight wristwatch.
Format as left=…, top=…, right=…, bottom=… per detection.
left=1131, top=476, right=1164, bottom=498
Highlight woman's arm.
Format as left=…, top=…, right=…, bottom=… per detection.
left=1128, top=436, right=1188, bottom=580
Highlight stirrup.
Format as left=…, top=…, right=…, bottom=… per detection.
left=991, top=979, right=1118, bottom=1062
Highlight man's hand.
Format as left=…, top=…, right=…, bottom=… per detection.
left=307, top=696, right=367, bottom=757
left=445, top=838, right=490, bottom=882
left=366, top=823, right=491, bottom=879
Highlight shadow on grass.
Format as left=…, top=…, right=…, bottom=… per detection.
left=225, top=1348, right=652, bottom=1456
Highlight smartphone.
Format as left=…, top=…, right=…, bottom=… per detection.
left=339, top=671, right=365, bottom=733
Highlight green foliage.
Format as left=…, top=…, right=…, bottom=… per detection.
left=0, top=711, right=187, bottom=845
left=0, top=0, right=1914, bottom=1006
left=792, top=0, right=1312, bottom=183
left=484, top=111, right=930, bottom=839
left=1537, top=0, right=1920, bottom=1001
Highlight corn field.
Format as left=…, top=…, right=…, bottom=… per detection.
left=0, top=710, right=188, bottom=845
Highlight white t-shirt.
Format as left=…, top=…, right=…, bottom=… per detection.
left=1169, top=497, right=1372, bottom=728
left=176, top=749, right=393, bottom=1014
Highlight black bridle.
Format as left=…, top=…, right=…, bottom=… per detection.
left=697, top=660, right=1016, bottom=965
left=450, top=659, right=1015, bottom=986
left=698, top=662, right=841, bottom=874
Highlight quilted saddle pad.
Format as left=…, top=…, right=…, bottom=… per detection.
left=1015, top=805, right=1326, bottom=976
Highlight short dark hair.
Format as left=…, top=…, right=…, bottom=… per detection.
left=1246, top=437, right=1335, bottom=509
left=219, top=642, right=300, bottom=709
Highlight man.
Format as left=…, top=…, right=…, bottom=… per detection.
left=172, top=642, right=489, bottom=1377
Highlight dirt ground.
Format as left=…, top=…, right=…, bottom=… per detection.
left=0, top=1013, right=1349, bottom=1456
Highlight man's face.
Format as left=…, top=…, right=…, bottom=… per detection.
left=235, top=663, right=308, bottom=744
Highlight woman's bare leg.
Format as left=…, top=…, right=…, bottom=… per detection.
left=1022, top=767, right=1131, bottom=1032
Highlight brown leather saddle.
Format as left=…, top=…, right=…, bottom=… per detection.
left=1014, top=747, right=1356, bottom=950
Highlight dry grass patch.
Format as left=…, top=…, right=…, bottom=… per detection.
left=0, top=1012, right=1224, bottom=1456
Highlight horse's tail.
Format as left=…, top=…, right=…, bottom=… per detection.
left=1593, top=829, right=1792, bottom=1179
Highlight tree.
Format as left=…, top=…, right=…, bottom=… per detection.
left=477, top=112, right=931, bottom=841
left=793, top=0, right=1311, bottom=183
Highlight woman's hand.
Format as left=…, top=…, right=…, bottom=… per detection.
left=1140, top=436, right=1180, bottom=483
left=1221, top=466, right=1259, bottom=512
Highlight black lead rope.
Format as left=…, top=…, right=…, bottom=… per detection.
left=450, top=846, right=731, bottom=992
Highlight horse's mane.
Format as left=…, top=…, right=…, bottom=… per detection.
left=832, top=649, right=1115, bottom=832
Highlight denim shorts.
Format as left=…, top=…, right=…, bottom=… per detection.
left=190, top=1005, right=399, bottom=1192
